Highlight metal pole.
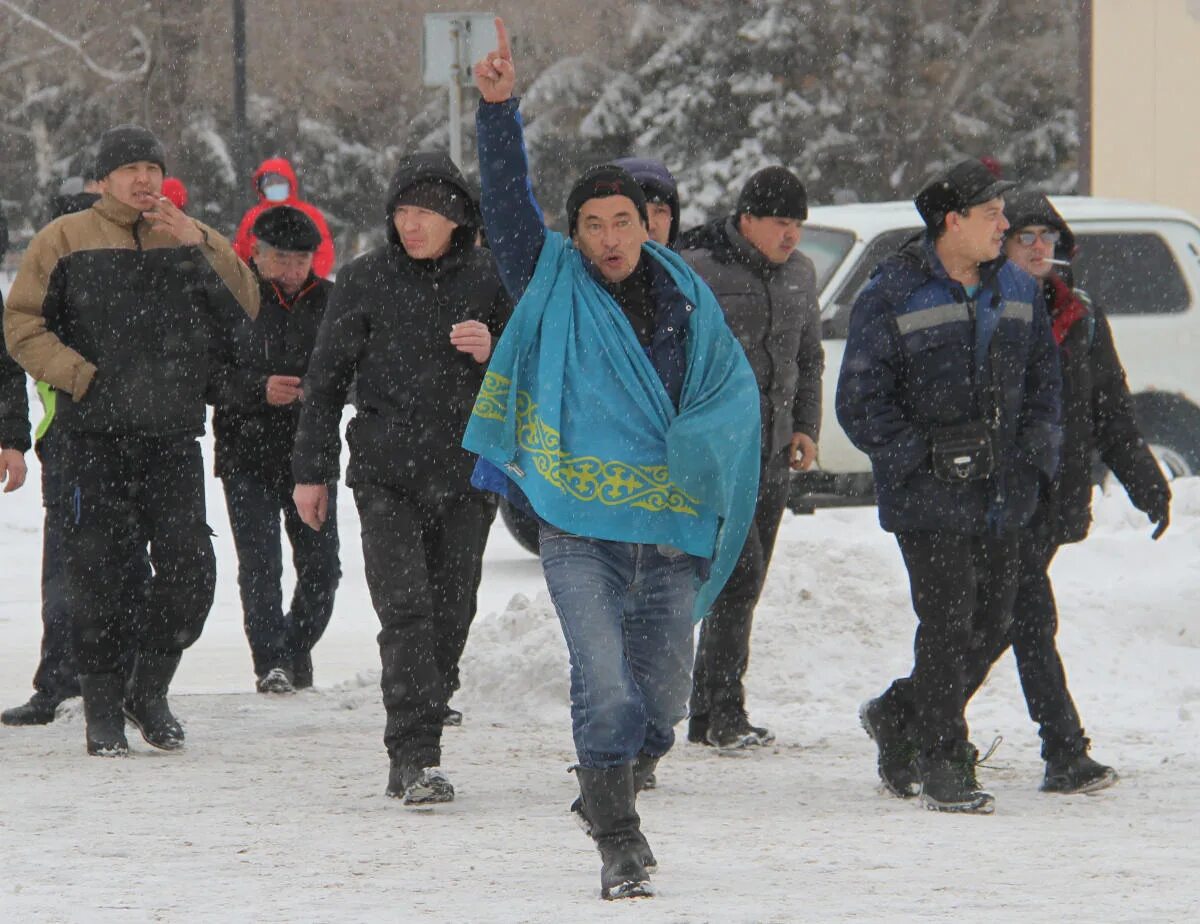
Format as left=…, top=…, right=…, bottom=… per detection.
left=447, top=21, right=463, bottom=168
left=232, top=0, right=248, bottom=218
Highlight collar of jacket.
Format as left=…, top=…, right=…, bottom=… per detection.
left=94, top=193, right=145, bottom=229
left=721, top=215, right=781, bottom=273
left=920, top=232, right=1005, bottom=293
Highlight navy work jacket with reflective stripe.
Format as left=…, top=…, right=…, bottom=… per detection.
left=836, top=235, right=1062, bottom=535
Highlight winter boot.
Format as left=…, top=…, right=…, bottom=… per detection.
left=705, top=707, right=775, bottom=750
left=443, top=705, right=463, bottom=727
left=570, top=754, right=660, bottom=869
left=2, top=691, right=62, bottom=726
left=291, top=651, right=314, bottom=690
left=386, top=763, right=455, bottom=805
left=256, top=667, right=296, bottom=695
left=1041, top=747, right=1118, bottom=795
left=123, top=650, right=185, bottom=751
left=79, top=673, right=129, bottom=757
left=575, top=765, right=654, bottom=900
left=918, top=741, right=995, bottom=814
left=859, top=697, right=919, bottom=798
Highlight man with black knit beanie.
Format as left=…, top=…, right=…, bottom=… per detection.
left=472, top=20, right=760, bottom=900
left=679, top=165, right=824, bottom=751
left=4, top=124, right=260, bottom=759
left=291, top=152, right=510, bottom=806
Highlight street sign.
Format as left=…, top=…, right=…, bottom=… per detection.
left=422, top=12, right=498, bottom=87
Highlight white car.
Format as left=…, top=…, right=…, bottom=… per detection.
left=792, top=196, right=1200, bottom=508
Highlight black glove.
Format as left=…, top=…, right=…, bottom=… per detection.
left=1143, top=491, right=1171, bottom=541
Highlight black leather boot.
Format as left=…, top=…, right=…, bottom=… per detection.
left=79, top=673, right=129, bottom=757
left=124, top=650, right=185, bottom=751
left=575, top=764, right=654, bottom=900
left=570, top=753, right=660, bottom=869
left=2, top=691, right=62, bottom=726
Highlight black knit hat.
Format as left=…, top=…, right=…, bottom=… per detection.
left=393, top=179, right=472, bottom=226
left=566, top=165, right=649, bottom=236
left=1003, top=189, right=1075, bottom=258
left=252, top=206, right=321, bottom=253
left=94, top=124, right=166, bottom=180
left=736, top=166, right=808, bottom=221
left=915, top=159, right=1016, bottom=229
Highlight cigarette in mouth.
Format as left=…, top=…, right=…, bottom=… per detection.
left=1044, top=259, right=1071, bottom=267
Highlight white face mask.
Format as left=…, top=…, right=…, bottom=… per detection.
left=263, top=182, right=290, bottom=203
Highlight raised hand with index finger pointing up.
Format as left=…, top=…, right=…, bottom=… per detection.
left=473, top=17, right=515, bottom=103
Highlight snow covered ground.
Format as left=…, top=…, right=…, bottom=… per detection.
left=2, top=429, right=1198, bottom=923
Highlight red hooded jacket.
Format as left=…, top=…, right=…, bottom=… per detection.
left=233, top=157, right=336, bottom=277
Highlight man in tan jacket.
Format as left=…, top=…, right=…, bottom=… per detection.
left=4, top=124, right=259, bottom=758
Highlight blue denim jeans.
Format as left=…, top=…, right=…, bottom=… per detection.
left=539, top=523, right=697, bottom=769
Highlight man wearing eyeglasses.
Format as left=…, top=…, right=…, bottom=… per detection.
left=836, top=159, right=1062, bottom=814
left=950, top=190, right=1169, bottom=795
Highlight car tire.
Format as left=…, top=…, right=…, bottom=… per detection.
left=499, top=498, right=540, bottom=555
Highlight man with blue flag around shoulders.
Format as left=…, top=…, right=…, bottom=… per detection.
left=469, top=19, right=760, bottom=902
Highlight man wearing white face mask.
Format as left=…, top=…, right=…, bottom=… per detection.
left=234, top=156, right=336, bottom=278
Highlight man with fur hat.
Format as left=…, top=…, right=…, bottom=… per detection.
left=678, top=166, right=823, bottom=751
left=3, top=124, right=260, bottom=758
left=471, top=20, right=760, bottom=900
left=291, top=152, right=509, bottom=806
left=211, top=205, right=341, bottom=696
left=954, top=190, right=1169, bottom=794
left=838, top=158, right=1062, bottom=814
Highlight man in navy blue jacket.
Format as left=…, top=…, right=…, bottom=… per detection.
left=472, top=19, right=762, bottom=900
left=836, top=159, right=1062, bottom=814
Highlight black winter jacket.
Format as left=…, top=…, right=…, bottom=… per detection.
left=211, top=269, right=333, bottom=490
left=292, top=154, right=510, bottom=495
left=1038, top=282, right=1168, bottom=544
left=680, top=216, right=823, bottom=457
left=0, top=294, right=31, bottom=452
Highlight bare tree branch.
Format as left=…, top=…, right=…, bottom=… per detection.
left=0, top=0, right=151, bottom=82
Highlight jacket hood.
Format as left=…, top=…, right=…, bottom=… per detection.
left=613, top=157, right=680, bottom=246
left=252, top=157, right=299, bottom=200
left=384, top=152, right=480, bottom=251
left=1003, top=189, right=1075, bottom=259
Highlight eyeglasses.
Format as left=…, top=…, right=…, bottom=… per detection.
left=1014, top=229, right=1061, bottom=246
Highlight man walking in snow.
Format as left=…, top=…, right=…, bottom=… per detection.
left=4, top=125, right=261, bottom=758
left=469, top=20, right=760, bottom=900
left=836, top=159, right=1062, bottom=813
left=613, top=157, right=681, bottom=249
left=291, top=152, right=508, bottom=806
left=679, top=166, right=823, bottom=750
left=953, top=190, right=1168, bottom=794
left=234, top=157, right=336, bottom=278
left=211, top=206, right=341, bottom=695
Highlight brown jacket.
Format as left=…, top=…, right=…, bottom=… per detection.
left=3, top=194, right=260, bottom=436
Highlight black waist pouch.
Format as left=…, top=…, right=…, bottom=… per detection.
left=930, top=421, right=994, bottom=483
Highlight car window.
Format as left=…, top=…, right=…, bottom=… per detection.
left=796, top=226, right=855, bottom=294
left=1071, top=231, right=1191, bottom=315
left=821, top=227, right=921, bottom=339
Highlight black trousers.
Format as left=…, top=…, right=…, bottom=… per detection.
left=222, top=473, right=341, bottom=678
left=877, top=530, right=1019, bottom=759
left=354, top=484, right=495, bottom=770
left=690, top=450, right=791, bottom=720
left=30, top=432, right=149, bottom=699
left=960, top=533, right=1086, bottom=760
left=59, top=434, right=216, bottom=674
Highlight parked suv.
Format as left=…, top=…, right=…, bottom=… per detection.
left=792, top=195, right=1200, bottom=508
left=499, top=196, right=1200, bottom=551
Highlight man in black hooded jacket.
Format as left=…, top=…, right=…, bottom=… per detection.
left=292, top=153, right=510, bottom=805
left=956, top=190, right=1170, bottom=794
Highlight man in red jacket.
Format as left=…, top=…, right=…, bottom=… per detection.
left=234, top=157, right=336, bottom=277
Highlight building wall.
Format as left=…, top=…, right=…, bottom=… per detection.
left=1092, top=0, right=1200, bottom=215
